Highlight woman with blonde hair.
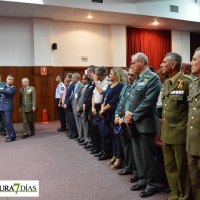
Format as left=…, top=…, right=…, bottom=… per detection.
left=99, top=67, right=126, bottom=169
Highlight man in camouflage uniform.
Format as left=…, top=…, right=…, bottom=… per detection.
left=19, top=78, right=36, bottom=139
left=161, top=52, right=192, bottom=200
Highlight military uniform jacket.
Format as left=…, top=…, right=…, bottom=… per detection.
left=115, top=84, right=132, bottom=118
left=125, top=68, right=161, bottom=133
left=187, top=78, right=200, bottom=156
left=161, top=72, right=192, bottom=145
left=0, top=85, right=16, bottom=111
left=19, top=86, right=36, bottom=112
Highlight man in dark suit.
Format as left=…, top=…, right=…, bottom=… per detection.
left=82, top=65, right=96, bottom=150
left=0, top=75, right=17, bottom=142
left=70, top=73, right=83, bottom=141
left=64, top=74, right=78, bottom=139
left=125, top=53, right=161, bottom=198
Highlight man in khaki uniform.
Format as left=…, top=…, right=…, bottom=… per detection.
left=161, top=52, right=192, bottom=200
left=187, top=49, right=200, bottom=200
left=19, top=78, right=36, bottom=139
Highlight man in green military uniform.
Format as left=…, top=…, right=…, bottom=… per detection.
left=19, top=78, right=36, bottom=139
left=114, top=67, right=138, bottom=182
left=0, top=74, right=6, bottom=136
left=161, top=52, right=192, bottom=200
left=187, top=49, right=200, bottom=200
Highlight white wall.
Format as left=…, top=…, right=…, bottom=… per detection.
left=51, top=21, right=112, bottom=66
left=0, top=17, right=127, bottom=67
left=0, top=17, right=34, bottom=66
left=110, top=25, right=126, bottom=67
left=171, top=30, right=190, bottom=62
left=33, top=18, right=52, bottom=66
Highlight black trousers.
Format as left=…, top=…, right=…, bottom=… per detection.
left=56, top=99, right=66, bottom=130
left=89, top=104, right=104, bottom=152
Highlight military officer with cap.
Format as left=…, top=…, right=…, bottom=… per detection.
left=19, top=78, right=36, bottom=139
left=161, top=52, right=192, bottom=200
left=186, top=49, right=200, bottom=200
left=114, top=67, right=138, bottom=182
left=55, top=75, right=67, bottom=132
left=0, top=74, right=6, bottom=136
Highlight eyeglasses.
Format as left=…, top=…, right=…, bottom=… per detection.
left=128, top=73, right=135, bottom=77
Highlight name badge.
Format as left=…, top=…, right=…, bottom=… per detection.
left=137, top=82, right=146, bottom=86
left=170, top=90, right=184, bottom=95
left=75, top=94, right=78, bottom=98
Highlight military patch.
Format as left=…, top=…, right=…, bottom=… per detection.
left=177, top=79, right=184, bottom=89
left=170, top=90, right=184, bottom=95
left=61, top=87, right=64, bottom=90
left=137, top=82, right=146, bottom=86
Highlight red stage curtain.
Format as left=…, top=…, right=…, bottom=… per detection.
left=127, top=27, right=171, bottom=71
left=190, top=33, right=200, bottom=60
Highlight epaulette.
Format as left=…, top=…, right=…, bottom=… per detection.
left=183, top=74, right=194, bottom=81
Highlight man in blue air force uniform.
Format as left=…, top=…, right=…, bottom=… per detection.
left=0, top=74, right=6, bottom=136
left=0, top=75, right=17, bottom=142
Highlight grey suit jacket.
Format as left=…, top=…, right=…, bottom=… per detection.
left=77, top=85, right=88, bottom=117
left=125, top=68, right=161, bottom=133
left=71, top=82, right=84, bottom=116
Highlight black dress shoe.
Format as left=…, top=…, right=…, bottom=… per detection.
left=86, top=147, right=93, bottom=151
left=84, top=144, right=92, bottom=149
left=129, top=175, right=139, bottom=183
left=78, top=139, right=85, bottom=144
left=139, top=189, right=157, bottom=198
left=118, top=170, right=132, bottom=175
left=30, top=132, right=35, bottom=136
left=90, top=150, right=100, bottom=154
left=5, top=138, right=15, bottom=142
left=69, top=134, right=78, bottom=139
left=22, top=135, right=29, bottom=139
left=79, top=141, right=88, bottom=146
left=130, top=184, right=146, bottom=191
left=98, top=153, right=112, bottom=161
left=94, top=152, right=103, bottom=157
left=57, top=128, right=67, bottom=132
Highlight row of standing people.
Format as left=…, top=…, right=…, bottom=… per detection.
left=55, top=50, right=200, bottom=200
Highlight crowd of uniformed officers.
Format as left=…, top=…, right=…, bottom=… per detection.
left=55, top=50, right=200, bottom=200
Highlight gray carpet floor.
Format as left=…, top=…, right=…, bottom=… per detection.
left=0, top=121, right=168, bottom=200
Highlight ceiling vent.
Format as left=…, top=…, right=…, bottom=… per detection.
left=170, top=5, right=179, bottom=13
left=91, top=0, right=103, bottom=3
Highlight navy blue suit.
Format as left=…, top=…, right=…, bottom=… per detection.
left=0, top=85, right=17, bottom=140
left=64, top=83, right=77, bottom=135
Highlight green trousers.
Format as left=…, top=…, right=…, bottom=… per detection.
left=22, top=112, right=35, bottom=135
left=162, top=143, right=191, bottom=200
left=188, top=154, right=200, bottom=200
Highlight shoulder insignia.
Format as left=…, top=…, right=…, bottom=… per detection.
left=184, top=74, right=194, bottom=81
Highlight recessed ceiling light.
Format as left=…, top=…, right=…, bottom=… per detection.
left=87, top=14, right=92, bottom=19
left=153, top=21, right=158, bottom=25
